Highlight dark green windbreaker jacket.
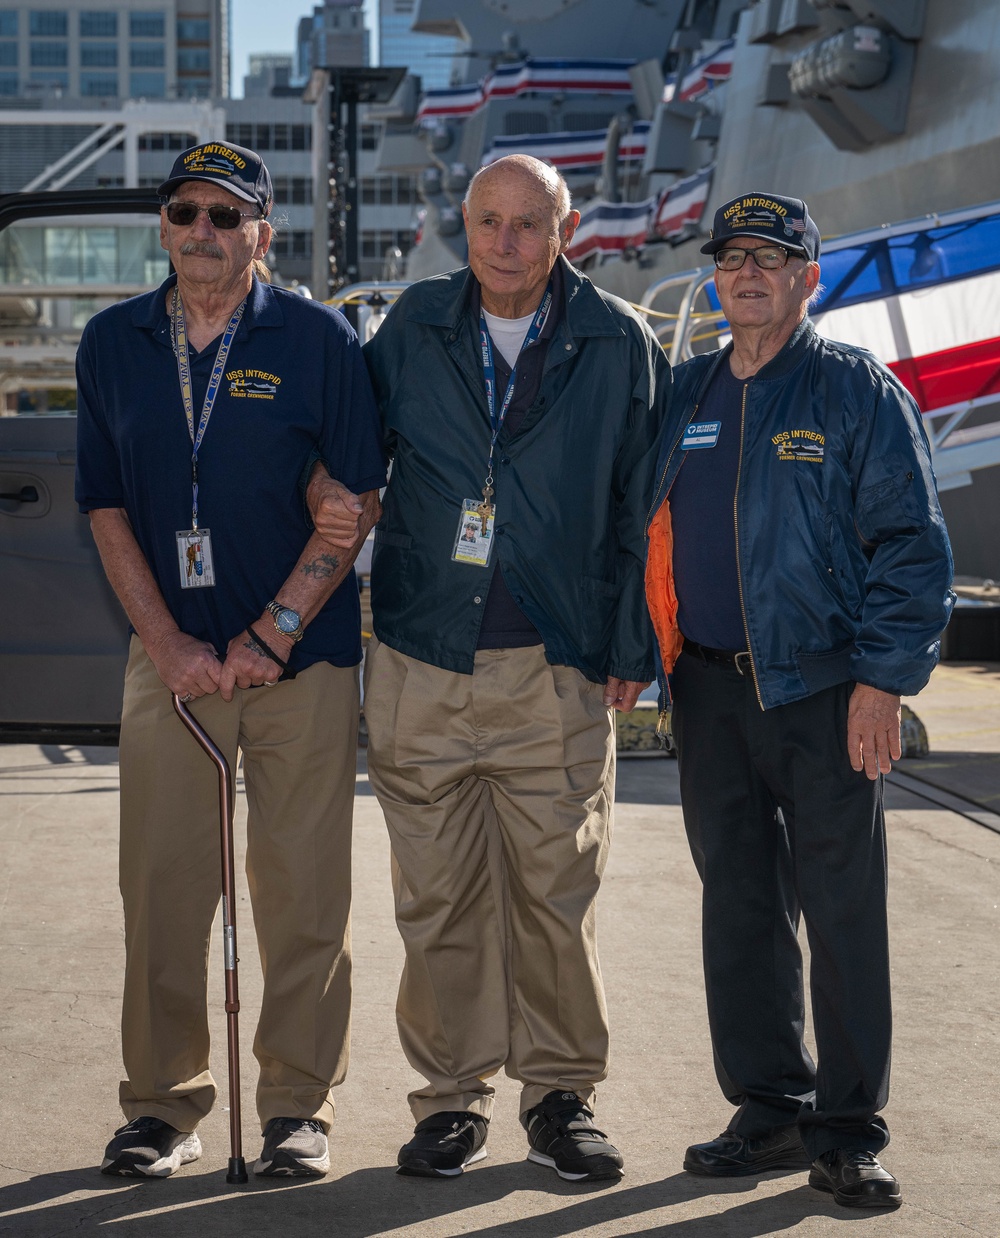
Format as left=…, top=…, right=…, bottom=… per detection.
left=363, top=256, right=671, bottom=682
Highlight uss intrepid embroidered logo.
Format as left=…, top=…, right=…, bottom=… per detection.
left=226, top=368, right=280, bottom=399
left=772, top=429, right=824, bottom=462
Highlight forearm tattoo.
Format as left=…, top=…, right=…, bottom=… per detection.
left=300, top=553, right=340, bottom=579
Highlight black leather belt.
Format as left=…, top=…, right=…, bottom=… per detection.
left=683, top=639, right=753, bottom=676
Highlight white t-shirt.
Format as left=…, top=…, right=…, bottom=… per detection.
left=482, top=308, right=536, bottom=369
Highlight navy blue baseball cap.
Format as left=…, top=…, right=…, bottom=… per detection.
left=158, top=141, right=273, bottom=217
left=701, top=191, right=820, bottom=261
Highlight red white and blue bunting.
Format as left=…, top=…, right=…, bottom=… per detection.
left=662, top=39, right=735, bottom=104
left=417, top=58, right=636, bottom=122
left=565, top=166, right=714, bottom=263
left=482, top=123, right=650, bottom=173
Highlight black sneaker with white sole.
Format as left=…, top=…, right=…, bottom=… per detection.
left=522, top=1090, right=624, bottom=1182
left=254, top=1118, right=330, bottom=1177
left=396, top=1112, right=489, bottom=1177
left=101, top=1116, right=202, bottom=1178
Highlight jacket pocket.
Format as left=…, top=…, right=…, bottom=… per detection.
left=374, top=529, right=412, bottom=550
left=825, top=515, right=864, bottom=619
left=580, top=574, right=618, bottom=599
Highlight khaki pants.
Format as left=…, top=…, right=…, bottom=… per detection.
left=117, top=637, right=358, bottom=1134
left=363, top=637, right=615, bottom=1121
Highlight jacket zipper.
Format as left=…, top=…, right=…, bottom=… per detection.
left=734, top=379, right=765, bottom=710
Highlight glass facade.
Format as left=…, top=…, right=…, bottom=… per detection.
left=80, top=43, right=118, bottom=66
left=129, top=11, right=165, bottom=37
left=0, top=11, right=17, bottom=36
left=30, top=10, right=68, bottom=36
left=80, top=11, right=117, bottom=37
left=80, top=70, right=118, bottom=95
left=379, top=0, right=461, bottom=91
left=30, top=43, right=69, bottom=67
left=129, top=70, right=165, bottom=96
left=0, top=41, right=16, bottom=65
left=130, top=42, right=165, bottom=67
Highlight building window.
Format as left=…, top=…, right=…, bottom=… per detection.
left=131, top=43, right=165, bottom=68
left=176, top=76, right=209, bottom=98
left=0, top=11, right=17, bottom=37
left=272, top=176, right=313, bottom=206
left=81, top=71, right=118, bottom=96
left=30, top=11, right=68, bottom=37
left=129, top=12, right=165, bottom=38
left=138, top=131, right=196, bottom=150
left=28, top=70, right=68, bottom=89
left=361, top=124, right=378, bottom=151
left=176, top=18, right=209, bottom=41
left=0, top=41, right=15, bottom=66
left=0, top=72, right=16, bottom=93
left=130, top=71, right=165, bottom=97
left=177, top=47, right=210, bottom=72
left=271, top=231, right=312, bottom=260
left=80, top=11, right=117, bottom=37
left=81, top=43, right=117, bottom=67
left=30, top=43, right=68, bottom=67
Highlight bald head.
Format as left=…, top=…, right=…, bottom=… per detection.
left=465, top=156, right=573, bottom=229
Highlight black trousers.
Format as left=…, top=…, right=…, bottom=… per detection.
left=672, top=649, right=891, bottom=1160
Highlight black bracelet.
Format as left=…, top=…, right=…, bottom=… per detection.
left=247, top=625, right=296, bottom=679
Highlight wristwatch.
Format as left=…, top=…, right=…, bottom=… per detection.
left=265, top=600, right=304, bottom=642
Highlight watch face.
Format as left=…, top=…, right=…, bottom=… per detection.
left=276, top=609, right=300, bottom=634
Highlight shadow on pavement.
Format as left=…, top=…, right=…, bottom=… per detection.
left=0, top=1164, right=853, bottom=1237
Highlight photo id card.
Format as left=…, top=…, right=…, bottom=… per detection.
left=176, top=528, right=216, bottom=589
left=452, top=498, right=494, bottom=567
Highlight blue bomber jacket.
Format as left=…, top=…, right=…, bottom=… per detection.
left=364, top=256, right=671, bottom=683
left=645, top=318, right=955, bottom=711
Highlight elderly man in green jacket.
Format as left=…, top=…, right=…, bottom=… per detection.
left=310, top=154, right=669, bottom=1182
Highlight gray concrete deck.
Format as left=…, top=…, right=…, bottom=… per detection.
left=0, top=664, right=997, bottom=1236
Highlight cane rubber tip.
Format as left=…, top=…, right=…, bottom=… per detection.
left=226, top=1157, right=249, bottom=1184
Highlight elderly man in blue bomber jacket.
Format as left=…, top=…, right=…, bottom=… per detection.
left=645, top=191, right=954, bottom=1211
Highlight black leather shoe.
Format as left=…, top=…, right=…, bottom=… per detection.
left=683, top=1125, right=810, bottom=1177
left=396, top=1112, right=488, bottom=1177
left=809, top=1148, right=902, bottom=1208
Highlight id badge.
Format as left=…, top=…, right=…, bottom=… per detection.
left=451, top=499, right=494, bottom=567
left=176, top=528, right=216, bottom=588
left=682, top=421, right=721, bottom=450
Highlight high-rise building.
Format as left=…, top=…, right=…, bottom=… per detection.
left=378, top=0, right=461, bottom=91
left=296, top=0, right=369, bottom=79
left=0, top=0, right=228, bottom=102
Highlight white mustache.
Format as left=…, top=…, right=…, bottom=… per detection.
left=180, top=241, right=225, bottom=259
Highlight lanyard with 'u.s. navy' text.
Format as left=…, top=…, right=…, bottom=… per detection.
left=169, top=284, right=245, bottom=589
left=474, top=280, right=553, bottom=530
left=171, top=284, right=245, bottom=531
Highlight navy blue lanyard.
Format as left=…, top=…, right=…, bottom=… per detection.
left=478, top=281, right=553, bottom=445
left=170, top=285, right=246, bottom=530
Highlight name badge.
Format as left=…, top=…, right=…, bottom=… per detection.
left=176, top=528, right=216, bottom=588
left=452, top=498, right=494, bottom=567
left=682, top=421, right=721, bottom=450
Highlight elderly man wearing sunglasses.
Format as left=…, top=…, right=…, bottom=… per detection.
left=76, top=142, right=386, bottom=1180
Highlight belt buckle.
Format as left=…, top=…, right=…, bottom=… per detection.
left=734, top=652, right=752, bottom=677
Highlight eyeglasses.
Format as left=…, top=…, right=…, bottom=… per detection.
left=714, top=246, right=797, bottom=271
left=165, top=202, right=260, bottom=230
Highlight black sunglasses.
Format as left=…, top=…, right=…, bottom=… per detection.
left=165, top=202, right=260, bottom=230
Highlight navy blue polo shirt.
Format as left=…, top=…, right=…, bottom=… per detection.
left=75, top=274, right=387, bottom=670
left=669, top=360, right=747, bottom=651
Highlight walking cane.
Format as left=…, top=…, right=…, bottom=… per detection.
left=172, top=693, right=249, bottom=1185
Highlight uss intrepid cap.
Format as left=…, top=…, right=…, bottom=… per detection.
left=158, top=141, right=273, bottom=216
left=701, top=191, right=820, bottom=261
